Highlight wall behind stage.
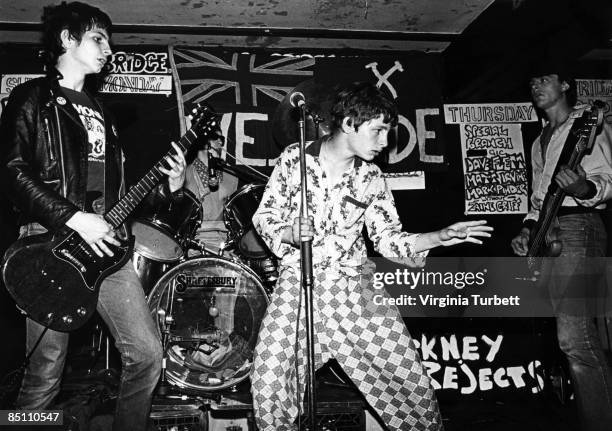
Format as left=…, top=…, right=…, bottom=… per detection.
left=0, top=43, right=536, bottom=254
left=3, top=43, right=609, bottom=401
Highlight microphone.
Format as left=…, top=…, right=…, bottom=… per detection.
left=208, top=151, right=219, bottom=189
left=289, top=91, right=322, bottom=124
left=289, top=91, right=306, bottom=108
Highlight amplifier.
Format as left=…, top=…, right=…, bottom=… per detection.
left=150, top=401, right=207, bottom=431
left=297, top=399, right=365, bottom=431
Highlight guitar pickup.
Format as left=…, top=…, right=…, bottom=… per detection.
left=59, top=249, right=86, bottom=272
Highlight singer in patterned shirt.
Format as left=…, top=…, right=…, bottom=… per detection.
left=250, top=82, right=493, bottom=431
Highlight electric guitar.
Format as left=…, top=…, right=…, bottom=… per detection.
left=527, top=102, right=604, bottom=272
left=2, top=103, right=219, bottom=332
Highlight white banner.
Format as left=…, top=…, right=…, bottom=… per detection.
left=444, top=102, right=538, bottom=124
left=1, top=74, right=44, bottom=94
left=100, top=74, right=172, bottom=95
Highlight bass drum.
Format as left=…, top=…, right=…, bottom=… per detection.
left=147, top=257, right=269, bottom=391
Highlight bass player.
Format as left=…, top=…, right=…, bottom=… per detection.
left=510, top=61, right=612, bottom=431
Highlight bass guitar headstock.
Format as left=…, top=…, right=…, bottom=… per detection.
left=573, top=101, right=604, bottom=152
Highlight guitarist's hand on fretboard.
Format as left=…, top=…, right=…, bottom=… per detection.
left=65, top=211, right=120, bottom=257
left=161, top=141, right=187, bottom=193
left=511, top=227, right=530, bottom=256
left=554, top=164, right=593, bottom=199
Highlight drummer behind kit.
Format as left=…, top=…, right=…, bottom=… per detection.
left=128, top=135, right=280, bottom=396
left=131, top=175, right=279, bottom=290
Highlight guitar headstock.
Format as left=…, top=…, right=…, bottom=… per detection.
left=574, top=101, right=604, bottom=152
left=188, top=102, right=222, bottom=138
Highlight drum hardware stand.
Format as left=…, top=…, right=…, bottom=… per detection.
left=185, top=237, right=213, bottom=256
left=156, top=308, right=175, bottom=396
left=293, top=92, right=318, bottom=430
left=86, top=323, right=117, bottom=381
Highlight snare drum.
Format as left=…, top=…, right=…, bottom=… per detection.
left=131, top=189, right=201, bottom=262
left=147, top=257, right=269, bottom=391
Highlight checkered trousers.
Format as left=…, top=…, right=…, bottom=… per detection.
left=250, top=266, right=443, bottom=431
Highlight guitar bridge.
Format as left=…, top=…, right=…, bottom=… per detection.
left=59, top=248, right=86, bottom=272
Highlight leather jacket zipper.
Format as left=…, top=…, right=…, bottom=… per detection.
left=54, top=105, right=68, bottom=197
left=43, top=117, right=56, bottom=161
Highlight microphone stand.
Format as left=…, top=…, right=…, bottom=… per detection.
left=297, top=104, right=317, bottom=430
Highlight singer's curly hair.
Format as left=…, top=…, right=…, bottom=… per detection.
left=41, top=1, right=112, bottom=67
left=329, top=82, right=398, bottom=133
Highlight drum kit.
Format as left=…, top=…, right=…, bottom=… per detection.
left=128, top=80, right=331, bottom=397
left=130, top=183, right=275, bottom=393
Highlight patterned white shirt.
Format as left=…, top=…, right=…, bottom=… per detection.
left=253, top=139, right=426, bottom=274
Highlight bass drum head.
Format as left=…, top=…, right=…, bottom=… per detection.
left=147, top=257, right=269, bottom=391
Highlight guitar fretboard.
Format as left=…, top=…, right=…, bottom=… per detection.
left=104, top=129, right=198, bottom=228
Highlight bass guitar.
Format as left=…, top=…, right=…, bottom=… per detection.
left=527, top=103, right=604, bottom=272
left=2, top=103, right=219, bottom=332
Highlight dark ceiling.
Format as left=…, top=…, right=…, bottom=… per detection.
left=0, top=0, right=610, bottom=102
left=444, top=0, right=612, bottom=101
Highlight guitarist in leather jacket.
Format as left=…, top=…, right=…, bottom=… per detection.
left=511, top=62, right=612, bottom=431
left=0, top=3, right=186, bottom=430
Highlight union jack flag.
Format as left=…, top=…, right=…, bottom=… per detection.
left=170, top=47, right=314, bottom=109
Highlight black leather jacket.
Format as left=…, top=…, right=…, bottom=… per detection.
left=0, top=71, right=173, bottom=231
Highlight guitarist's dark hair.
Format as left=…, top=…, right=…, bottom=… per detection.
left=530, top=58, right=577, bottom=107
left=40, top=2, right=112, bottom=68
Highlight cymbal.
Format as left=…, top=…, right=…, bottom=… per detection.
left=271, top=79, right=334, bottom=148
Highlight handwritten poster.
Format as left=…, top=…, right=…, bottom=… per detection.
left=444, top=103, right=537, bottom=215
left=576, top=79, right=612, bottom=125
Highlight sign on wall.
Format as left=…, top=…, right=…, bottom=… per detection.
left=169, top=48, right=446, bottom=189
left=101, top=50, right=172, bottom=95
left=576, top=79, right=612, bottom=125
left=444, top=103, right=538, bottom=215
left=0, top=74, right=45, bottom=116
left=414, top=333, right=545, bottom=396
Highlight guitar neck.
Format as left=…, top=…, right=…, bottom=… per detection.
left=527, top=136, right=587, bottom=257
left=527, top=104, right=604, bottom=257
left=104, top=129, right=198, bottom=228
